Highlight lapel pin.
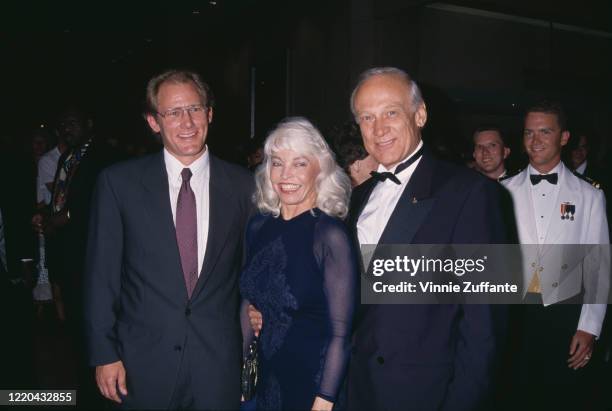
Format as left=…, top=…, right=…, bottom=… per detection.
left=411, top=197, right=418, bottom=204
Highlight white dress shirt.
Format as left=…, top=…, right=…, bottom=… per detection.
left=528, top=163, right=561, bottom=244
left=37, top=146, right=62, bottom=204
left=164, top=148, right=210, bottom=277
left=357, top=141, right=423, bottom=247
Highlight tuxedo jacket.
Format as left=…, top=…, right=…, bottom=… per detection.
left=84, top=151, right=253, bottom=409
left=501, top=163, right=609, bottom=336
left=346, top=149, right=508, bottom=411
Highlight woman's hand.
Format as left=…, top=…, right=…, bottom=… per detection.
left=247, top=304, right=263, bottom=337
left=311, top=396, right=333, bottom=411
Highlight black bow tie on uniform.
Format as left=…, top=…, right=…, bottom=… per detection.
left=530, top=173, right=558, bottom=185
left=370, top=146, right=424, bottom=185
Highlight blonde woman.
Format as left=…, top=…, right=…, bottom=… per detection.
left=240, top=117, right=357, bottom=411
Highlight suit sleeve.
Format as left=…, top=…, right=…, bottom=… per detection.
left=578, top=189, right=610, bottom=336
left=442, top=178, right=507, bottom=411
left=83, top=170, right=124, bottom=366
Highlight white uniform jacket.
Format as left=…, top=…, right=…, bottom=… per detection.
left=502, top=162, right=610, bottom=336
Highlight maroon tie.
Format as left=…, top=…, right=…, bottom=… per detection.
left=176, top=168, right=198, bottom=298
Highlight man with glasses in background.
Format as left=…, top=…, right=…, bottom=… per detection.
left=84, top=69, right=253, bottom=409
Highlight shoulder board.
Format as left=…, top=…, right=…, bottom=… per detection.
left=498, top=168, right=522, bottom=182
left=572, top=170, right=602, bottom=190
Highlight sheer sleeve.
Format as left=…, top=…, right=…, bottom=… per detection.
left=313, top=215, right=358, bottom=402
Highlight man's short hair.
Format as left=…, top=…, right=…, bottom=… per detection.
left=472, top=125, right=508, bottom=147
left=350, top=67, right=424, bottom=117
left=145, top=69, right=215, bottom=115
left=524, top=100, right=567, bottom=131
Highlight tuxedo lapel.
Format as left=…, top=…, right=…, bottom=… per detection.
left=191, top=156, right=236, bottom=298
left=141, top=152, right=188, bottom=299
left=378, top=151, right=435, bottom=245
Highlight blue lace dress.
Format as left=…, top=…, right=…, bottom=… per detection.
left=240, top=209, right=357, bottom=410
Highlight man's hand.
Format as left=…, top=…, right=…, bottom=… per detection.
left=96, top=360, right=128, bottom=403
left=247, top=304, right=263, bottom=337
left=568, top=330, right=595, bottom=370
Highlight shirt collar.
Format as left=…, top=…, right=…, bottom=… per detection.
left=527, top=161, right=561, bottom=177
left=576, top=160, right=587, bottom=175
left=164, top=147, right=210, bottom=183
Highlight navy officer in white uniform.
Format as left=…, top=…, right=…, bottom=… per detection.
left=501, top=100, right=609, bottom=410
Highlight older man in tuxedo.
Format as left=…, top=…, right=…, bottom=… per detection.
left=343, top=67, right=508, bottom=411
left=84, top=69, right=253, bottom=409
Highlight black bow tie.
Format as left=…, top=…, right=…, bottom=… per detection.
left=370, top=146, right=424, bottom=185
left=530, top=173, right=558, bottom=185
left=370, top=171, right=401, bottom=184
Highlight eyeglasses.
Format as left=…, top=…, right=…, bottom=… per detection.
left=157, top=105, right=207, bottom=121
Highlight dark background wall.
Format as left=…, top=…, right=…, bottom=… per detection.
left=2, top=0, right=611, bottom=166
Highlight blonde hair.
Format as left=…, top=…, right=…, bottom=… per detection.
left=254, top=117, right=351, bottom=219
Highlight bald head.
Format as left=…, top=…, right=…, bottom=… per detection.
left=350, top=67, right=423, bottom=117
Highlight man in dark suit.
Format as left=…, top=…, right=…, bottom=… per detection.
left=84, top=69, right=253, bottom=409
left=345, top=67, right=507, bottom=411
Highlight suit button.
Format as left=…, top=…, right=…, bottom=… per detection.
left=562, top=264, right=568, bottom=270
left=376, top=356, right=384, bottom=365
left=185, top=307, right=191, bottom=316
left=552, top=282, right=558, bottom=288
left=174, top=345, right=182, bottom=352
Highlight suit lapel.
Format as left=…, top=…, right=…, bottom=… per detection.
left=141, top=152, right=188, bottom=300
left=378, top=151, right=435, bottom=245
left=191, top=156, right=236, bottom=299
